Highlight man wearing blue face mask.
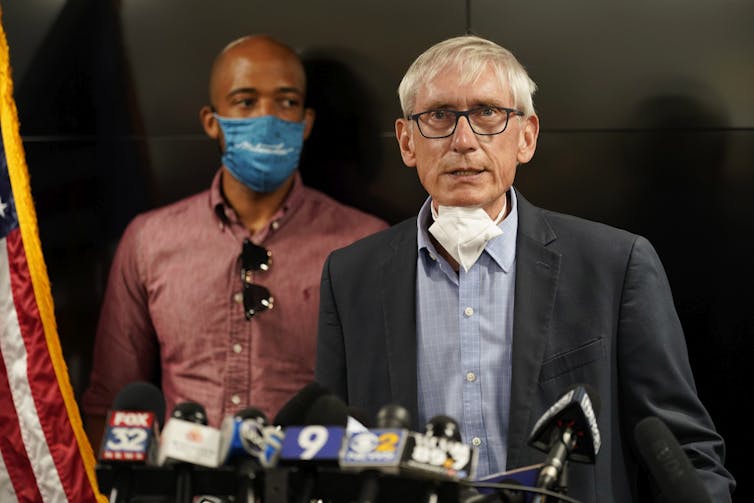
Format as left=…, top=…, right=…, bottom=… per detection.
left=82, top=35, right=387, bottom=445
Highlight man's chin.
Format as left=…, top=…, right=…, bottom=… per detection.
left=433, top=190, right=489, bottom=207
left=431, top=191, right=508, bottom=214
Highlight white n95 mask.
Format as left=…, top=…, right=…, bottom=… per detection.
left=429, top=202, right=505, bottom=272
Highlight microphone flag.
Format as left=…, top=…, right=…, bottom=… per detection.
left=100, top=410, right=159, bottom=462
left=340, top=428, right=410, bottom=474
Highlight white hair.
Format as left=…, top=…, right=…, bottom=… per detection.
left=397, top=35, right=537, bottom=117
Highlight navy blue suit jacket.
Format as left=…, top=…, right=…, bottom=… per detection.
left=316, top=189, right=734, bottom=502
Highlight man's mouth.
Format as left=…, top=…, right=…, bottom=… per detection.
left=448, top=168, right=483, bottom=176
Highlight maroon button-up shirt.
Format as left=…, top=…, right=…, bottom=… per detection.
left=82, top=170, right=387, bottom=426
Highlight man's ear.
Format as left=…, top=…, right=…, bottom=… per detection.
left=200, top=106, right=220, bottom=140
left=303, top=107, right=315, bottom=140
left=516, top=114, right=539, bottom=164
left=395, top=118, right=417, bottom=168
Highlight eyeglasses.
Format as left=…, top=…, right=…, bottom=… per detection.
left=408, top=106, right=524, bottom=139
left=240, top=239, right=274, bottom=320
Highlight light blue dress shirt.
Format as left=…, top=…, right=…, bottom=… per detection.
left=415, top=190, right=518, bottom=478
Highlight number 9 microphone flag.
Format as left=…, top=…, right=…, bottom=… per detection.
left=0, top=6, right=103, bottom=503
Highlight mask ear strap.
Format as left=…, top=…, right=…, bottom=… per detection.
left=492, top=197, right=507, bottom=224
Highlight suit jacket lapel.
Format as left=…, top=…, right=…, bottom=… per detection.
left=380, top=219, right=420, bottom=426
left=506, top=191, right=561, bottom=468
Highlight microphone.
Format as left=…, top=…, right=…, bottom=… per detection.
left=342, top=408, right=477, bottom=503
left=158, top=401, right=221, bottom=503
left=424, top=414, right=462, bottom=442
left=273, top=381, right=331, bottom=427
left=279, top=393, right=349, bottom=463
left=218, top=407, right=271, bottom=503
left=528, top=384, right=601, bottom=492
left=218, top=407, right=268, bottom=465
left=347, top=406, right=373, bottom=432
left=340, top=404, right=413, bottom=503
left=97, top=381, right=165, bottom=503
left=253, top=383, right=335, bottom=503
left=376, top=403, right=412, bottom=429
left=221, top=414, right=285, bottom=470
left=401, top=414, right=477, bottom=481
left=399, top=414, right=478, bottom=503
left=279, top=393, right=349, bottom=503
left=633, top=416, right=713, bottom=503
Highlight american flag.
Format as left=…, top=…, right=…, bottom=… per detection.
left=0, top=10, right=102, bottom=503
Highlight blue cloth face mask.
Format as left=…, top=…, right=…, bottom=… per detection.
left=215, top=114, right=306, bottom=193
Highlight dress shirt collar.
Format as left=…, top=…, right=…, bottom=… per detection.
left=416, top=188, right=519, bottom=273
left=210, top=168, right=307, bottom=240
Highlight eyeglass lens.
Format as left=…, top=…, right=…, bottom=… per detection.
left=416, top=107, right=515, bottom=138
left=243, top=282, right=274, bottom=319
left=241, top=239, right=274, bottom=319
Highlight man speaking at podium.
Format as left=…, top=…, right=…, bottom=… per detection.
left=315, top=35, right=735, bottom=502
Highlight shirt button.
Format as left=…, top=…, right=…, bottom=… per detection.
left=233, top=343, right=242, bottom=354
left=464, top=307, right=474, bottom=317
left=231, top=395, right=241, bottom=405
left=233, top=292, right=243, bottom=304
left=472, top=437, right=482, bottom=447
left=466, top=372, right=476, bottom=382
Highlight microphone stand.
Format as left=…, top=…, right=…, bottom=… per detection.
left=533, top=462, right=569, bottom=503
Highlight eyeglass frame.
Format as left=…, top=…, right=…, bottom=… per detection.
left=407, top=105, right=525, bottom=139
left=240, top=239, right=274, bottom=320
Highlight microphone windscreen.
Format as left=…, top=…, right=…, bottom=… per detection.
left=171, top=401, right=208, bottom=425
left=580, top=383, right=601, bottom=418
left=425, top=414, right=462, bottom=442
left=305, top=394, right=349, bottom=427
left=376, top=404, right=411, bottom=429
left=633, top=416, right=712, bottom=503
left=273, top=381, right=331, bottom=426
left=235, top=406, right=268, bottom=423
left=112, top=381, right=165, bottom=427
left=347, top=406, right=373, bottom=429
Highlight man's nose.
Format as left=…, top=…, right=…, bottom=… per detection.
left=451, top=114, right=478, bottom=151
left=257, top=99, right=276, bottom=117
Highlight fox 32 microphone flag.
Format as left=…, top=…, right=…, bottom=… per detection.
left=0, top=9, right=103, bottom=503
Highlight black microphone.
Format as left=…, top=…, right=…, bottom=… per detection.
left=375, top=403, right=412, bottom=429
left=278, top=393, right=349, bottom=503
left=219, top=407, right=268, bottom=464
left=341, top=408, right=477, bottom=503
left=344, top=404, right=413, bottom=503
left=402, top=414, right=478, bottom=503
left=402, top=414, right=477, bottom=480
left=218, top=407, right=269, bottom=503
left=158, top=401, right=221, bottom=503
left=97, top=381, right=165, bottom=503
left=425, top=414, right=463, bottom=442
left=528, top=384, right=601, bottom=492
left=273, top=381, right=331, bottom=427
left=262, top=383, right=338, bottom=503
left=633, top=416, right=713, bottom=503
left=348, top=405, right=374, bottom=430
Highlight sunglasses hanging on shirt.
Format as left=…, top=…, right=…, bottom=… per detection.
left=240, top=238, right=274, bottom=320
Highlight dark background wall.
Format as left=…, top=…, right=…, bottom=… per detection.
left=3, top=1, right=752, bottom=499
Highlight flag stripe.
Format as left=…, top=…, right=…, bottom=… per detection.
left=0, top=235, right=41, bottom=503
left=0, top=452, right=21, bottom=501
left=6, top=228, right=86, bottom=502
